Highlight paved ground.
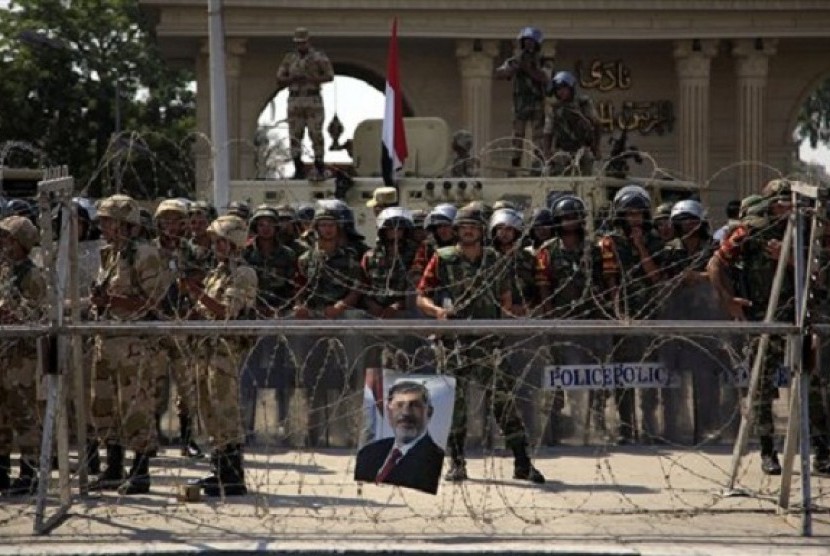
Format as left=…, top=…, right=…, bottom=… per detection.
left=1, top=446, right=829, bottom=555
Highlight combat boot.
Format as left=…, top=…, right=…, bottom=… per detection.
left=760, top=436, right=782, bottom=476
left=90, top=443, right=125, bottom=490
left=179, top=415, right=204, bottom=459
left=444, top=459, right=468, bottom=482
left=86, top=439, right=101, bottom=475
left=204, top=445, right=248, bottom=497
left=0, top=453, right=11, bottom=492
left=313, top=158, right=326, bottom=180
left=813, top=436, right=830, bottom=475
left=6, top=457, right=38, bottom=497
left=119, top=452, right=151, bottom=495
left=508, top=438, right=546, bottom=484
left=291, top=157, right=306, bottom=180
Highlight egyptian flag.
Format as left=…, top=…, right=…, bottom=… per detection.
left=381, top=18, right=408, bottom=186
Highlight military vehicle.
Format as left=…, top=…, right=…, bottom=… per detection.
left=230, top=117, right=700, bottom=242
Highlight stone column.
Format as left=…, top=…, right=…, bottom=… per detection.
left=455, top=39, right=499, bottom=165
left=673, top=40, right=718, bottom=185
left=195, top=43, right=212, bottom=200
left=226, top=39, right=247, bottom=180
left=733, top=38, right=777, bottom=199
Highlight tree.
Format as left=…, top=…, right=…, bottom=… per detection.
left=796, top=76, right=830, bottom=149
left=0, top=0, right=196, bottom=199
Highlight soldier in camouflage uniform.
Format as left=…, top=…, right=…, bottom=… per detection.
left=527, top=207, right=554, bottom=253
left=294, top=205, right=364, bottom=446
left=809, top=204, right=830, bottom=475
left=181, top=215, right=257, bottom=496
left=708, top=180, right=796, bottom=474
left=653, top=202, right=675, bottom=243
left=186, top=201, right=216, bottom=281
left=0, top=216, right=46, bottom=496
left=240, top=206, right=298, bottom=438
left=276, top=27, right=334, bottom=180
left=152, top=199, right=204, bottom=459
left=495, top=27, right=548, bottom=172
left=448, top=130, right=480, bottom=178
left=410, top=204, right=457, bottom=280
left=89, top=195, right=171, bottom=494
left=598, top=186, right=665, bottom=444
left=543, top=71, right=601, bottom=177
left=536, top=196, right=607, bottom=442
left=416, top=205, right=545, bottom=484
left=274, top=204, right=309, bottom=256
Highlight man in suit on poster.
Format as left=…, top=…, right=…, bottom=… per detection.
left=354, top=381, right=445, bottom=494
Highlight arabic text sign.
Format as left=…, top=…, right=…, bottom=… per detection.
left=544, top=362, right=679, bottom=390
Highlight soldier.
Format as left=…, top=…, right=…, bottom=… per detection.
left=708, top=180, right=796, bottom=474
left=653, top=202, right=675, bottom=243
left=527, top=207, right=554, bottom=253
left=495, top=27, right=548, bottom=173
left=360, top=208, right=420, bottom=442
left=598, top=185, right=665, bottom=444
left=276, top=27, right=334, bottom=180
left=0, top=216, right=46, bottom=495
left=274, top=204, right=309, bottom=256
left=293, top=204, right=364, bottom=446
left=809, top=204, right=830, bottom=475
left=449, top=130, right=480, bottom=178
left=410, top=210, right=428, bottom=246
left=180, top=215, right=257, bottom=496
left=227, top=200, right=252, bottom=222
left=89, top=195, right=170, bottom=494
left=152, top=198, right=204, bottom=458
left=536, top=196, right=607, bottom=442
left=713, top=199, right=741, bottom=244
left=366, top=187, right=399, bottom=217
left=543, top=71, right=602, bottom=177
left=416, top=205, right=545, bottom=484
left=296, top=203, right=315, bottom=236
left=490, top=208, right=537, bottom=316
left=186, top=201, right=217, bottom=282
left=410, top=204, right=457, bottom=279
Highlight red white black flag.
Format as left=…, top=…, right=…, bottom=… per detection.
left=381, top=18, right=408, bottom=186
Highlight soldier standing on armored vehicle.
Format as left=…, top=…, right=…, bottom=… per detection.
left=0, top=216, right=46, bottom=496
left=598, top=186, right=665, bottom=444
left=495, top=27, right=548, bottom=174
left=448, top=130, right=480, bottom=178
left=416, top=204, right=545, bottom=484
left=276, top=27, right=334, bottom=181
left=708, top=179, right=796, bottom=474
left=543, top=71, right=602, bottom=177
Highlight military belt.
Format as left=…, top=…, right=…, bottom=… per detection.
left=289, top=91, right=321, bottom=98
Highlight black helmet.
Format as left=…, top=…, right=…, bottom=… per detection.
left=551, top=195, right=587, bottom=225
left=296, top=203, right=315, bottom=223
left=529, top=207, right=554, bottom=229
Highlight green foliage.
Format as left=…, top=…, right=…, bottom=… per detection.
left=796, top=76, right=830, bottom=149
left=0, top=0, right=196, bottom=199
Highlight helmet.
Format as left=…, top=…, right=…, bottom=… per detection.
left=207, top=215, right=248, bottom=249
left=492, top=199, right=517, bottom=212
left=250, top=206, right=279, bottom=224
left=377, top=207, right=414, bottom=230
left=189, top=200, right=217, bottom=219
left=274, top=204, right=297, bottom=221
left=313, top=202, right=342, bottom=223
left=739, top=194, right=765, bottom=219
left=0, top=215, right=39, bottom=251
left=97, top=194, right=141, bottom=225
left=366, top=186, right=398, bottom=209
left=613, top=185, right=651, bottom=213
left=529, top=207, right=554, bottom=228
left=452, top=130, right=473, bottom=152
left=154, top=198, right=189, bottom=220
left=296, top=203, right=315, bottom=222
left=654, top=202, right=674, bottom=221
left=550, top=71, right=577, bottom=93
left=762, top=179, right=791, bottom=200
left=227, top=201, right=251, bottom=221
left=425, top=203, right=457, bottom=229
left=73, top=197, right=97, bottom=222
left=670, top=200, right=705, bottom=222
left=551, top=195, right=587, bottom=224
left=6, top=199, right=35, bottom=221
left=453, top=204, right=486, bottom=227
left=489, top=208, right=524, bottom=236
left=517, top=26, right=543, bottom=45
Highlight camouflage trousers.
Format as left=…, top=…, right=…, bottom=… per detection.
left=152, top=337, right=196, bottom=420
left=0, top=344, right=42, bottom=455
left=91, top=336, right=158, bottom=452
left=749, top=335, right=785, bottom=438
left=194, top=338, right=246, bottom=449
left=287, top=95, right=324, bottom=159
left=441, top=337, right=527, bottom=457
left=512, top=107, right=545, bottom=162
left=549, top=147, right=594, bottom=177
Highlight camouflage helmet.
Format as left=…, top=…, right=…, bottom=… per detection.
left=227, top=200, right=252, bottom=221
left=189, top=200, right=217, bottom=219
left=154, top=198, right=189, bottom=220
left=489, top=208, right=524, bottom=236
left=97, top=194, right=141, bottom=225
left=492, top=199, right=518, bottom=212
left=739, top=194, right=766, bottom=219
left=0, top=215, right=39, bottom=252
left=465, top=200, right=493, bottom=223
left=453, top=204, right=486, bottom=227
left=762, top=179, right=791, bottom=201
left=207, top=214, right=249, bottom=249
left=274, top=204, right=297, bottom=221
left=377, top=207, right=414, bottom=230
left=654, top=201, right=674, bottom=221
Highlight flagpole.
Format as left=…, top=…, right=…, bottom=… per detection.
left=207, top=0, right=230, bottom=213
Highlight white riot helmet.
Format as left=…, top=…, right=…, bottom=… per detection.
left=670, top=199, right=705, bottom=222
left=424, top=203, right=457, bottom=229
left=489, top=207, right=524, bottom=237
left=377, top=207, right=414, bottom=230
